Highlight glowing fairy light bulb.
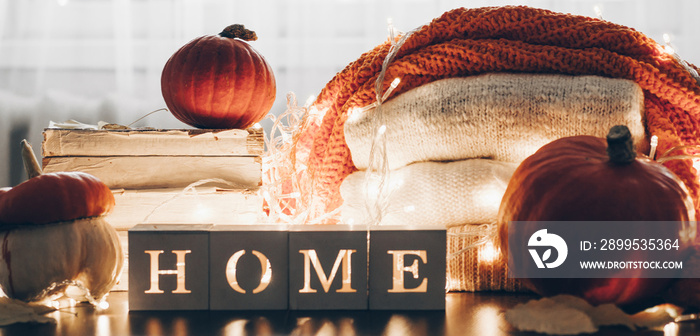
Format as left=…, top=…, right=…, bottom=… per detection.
left=479, top=241, right=498, bottom=263
left=381, top=78, right=401, bottom=102
left=663, top=33, right=672, bottom=45
left=662, top=33, right=677, bottom=55
left=281, top=131, right=291, bottom=142
left=347, top=107, right=364, bottom=123
left=193, top=203, right=212, bottom=223
left=593, top=5, right=603, bottom=19
left=649, top=135, right=658, bottom=159
left=97, top=300, right=110, bottom=310
left=304, top=95, right=316, bottom=108
left=387, top=17, right=396, bottom=43
left=263, top=190, right=272, bottom=201
left=377, top=124, right=387, bottom=136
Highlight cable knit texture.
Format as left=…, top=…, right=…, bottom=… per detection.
left=345, top=74, right=645, bottom=170
left=297, top=6, right=700, bottom=222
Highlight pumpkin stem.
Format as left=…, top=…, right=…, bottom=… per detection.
left=219, top=24, right=258, bottom=41
left=606, top=125, right=636, bottom=165
left=21, top=139, right=42, bottom=179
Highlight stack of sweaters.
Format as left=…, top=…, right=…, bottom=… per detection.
left=339, top=73, right=645, bottom=291
left=340, top=73, right=645, bottom=228
left=288, top=6, right=700, bottom=291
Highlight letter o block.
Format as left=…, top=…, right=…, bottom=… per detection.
left=209, top=225, right=288, bottom=310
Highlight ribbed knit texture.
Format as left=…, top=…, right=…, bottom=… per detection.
left=340, top=159, right=518, bottom=227
left=345, top=74, right=645, bottom=170
left=297, top=6, right=700, bottom=222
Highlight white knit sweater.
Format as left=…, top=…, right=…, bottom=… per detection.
left=340, top=159, right=518, bottom=227
left=344, top=73, right=645, bottom=170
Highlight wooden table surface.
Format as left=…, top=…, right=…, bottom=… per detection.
left=1, top=291, right=699, bottom=336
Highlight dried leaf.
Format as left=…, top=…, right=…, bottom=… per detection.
left=0, top=297, right=56, bottom=326
left=505, top=297, right=597, bottom=335
left=505, top=295, right=679, bottom=335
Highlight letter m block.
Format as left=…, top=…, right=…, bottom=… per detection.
left=128, top=224, right=211, bottom=311
left=288, top=225, right=368, bottom=310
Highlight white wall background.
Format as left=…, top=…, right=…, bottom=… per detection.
left=1, top=0, right=699, bottom=187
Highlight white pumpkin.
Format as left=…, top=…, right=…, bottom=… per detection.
left=0, top=217, right=123, bottom=303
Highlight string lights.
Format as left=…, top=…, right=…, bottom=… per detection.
left=593, top=5, right=604, bottom=20
left=661, top=33, right=700, bottom=85
left=261, top=92, right=328, bottom=224
left=356, top=18, right=420, bottom=227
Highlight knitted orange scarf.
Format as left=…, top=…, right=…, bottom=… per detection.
left=294, top=6, right=700, bottom=222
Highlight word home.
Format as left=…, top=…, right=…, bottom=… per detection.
left=128, top=224, right=445, bottom=311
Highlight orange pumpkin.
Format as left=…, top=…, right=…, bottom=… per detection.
left=499, top=125, right=696, bottom=305
left=0, top=172, right=114, bottom=226
left=161, top=24, right=276, bottom=129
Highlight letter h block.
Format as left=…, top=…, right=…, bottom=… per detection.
left=128, top=224, right=212, bottom=311
left=369, top=226, right=446, bottom=310
left=288, top=225, right=368, bottom=310
left=209, top=225, right=288, bottom=310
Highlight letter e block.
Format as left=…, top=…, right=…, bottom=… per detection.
left=128, top=224, right=211, bottom=311
left=369, top=226, right=446, bottom=310
left=209, top=225, right=288, bottom=310
left=288, top=225, right=368, bottom=310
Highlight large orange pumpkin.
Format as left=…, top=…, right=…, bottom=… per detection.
left=161, top=24, right=276, bottom=129
left=498, top=125, right=696, bottom=306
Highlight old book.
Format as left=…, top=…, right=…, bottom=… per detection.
left=41, top=128, right=263, bottom=189
left=107, top=187, right=266, bottom=230
left=42, top=128, right=263, bottom=156
left=42, top=155, right=261, bottom=189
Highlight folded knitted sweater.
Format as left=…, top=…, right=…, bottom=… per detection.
left=345, top=73, right=645, bottom=170
left=293, top=6, right=700, bottom=222
left=340, top=159, right=517, bottom=227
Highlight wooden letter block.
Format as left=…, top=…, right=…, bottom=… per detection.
left=128, top=224, right=212, bottom=311
left=369, top=226, right=446, bottom=310
left=288, top=225, right=368, bottom=310
left=209, top=225, right=288, bottom=310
